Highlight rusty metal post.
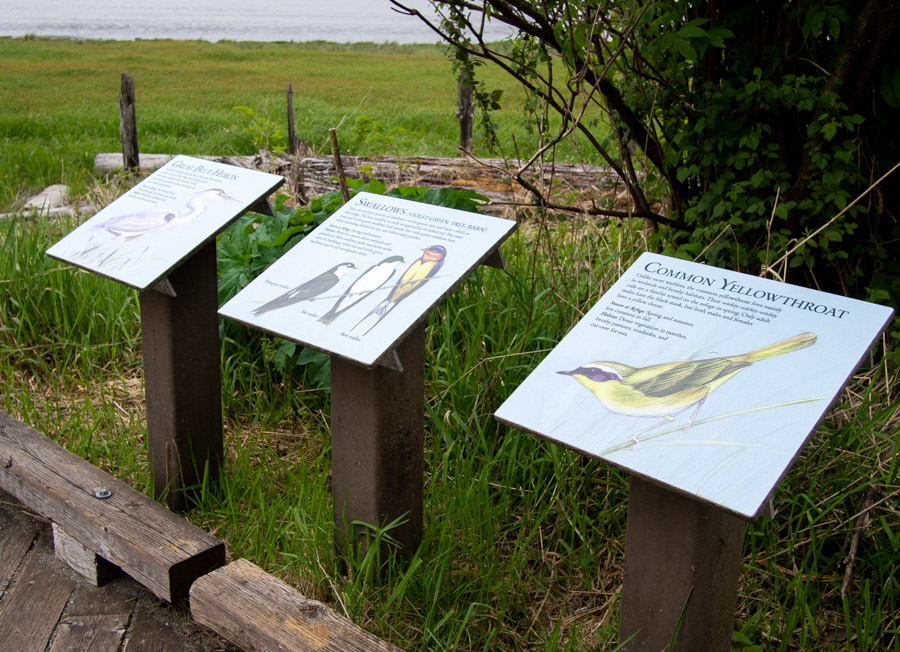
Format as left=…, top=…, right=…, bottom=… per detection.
left=330, top=322, right=425, bottom=565
left=139, top=241, right=222, bottom=512
left=618, top=476, right=746, bottom=651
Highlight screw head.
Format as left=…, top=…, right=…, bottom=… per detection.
left=94, top=488, right=112, bottom=499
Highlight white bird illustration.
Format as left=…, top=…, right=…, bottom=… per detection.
left=91, top=188, right=240, bottom=242
left=318, top=255, right=405, bottom=325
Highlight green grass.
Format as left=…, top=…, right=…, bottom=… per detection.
left=0, top=36, right=595, bottom=209
left=1, top=36, right=898, bottom=651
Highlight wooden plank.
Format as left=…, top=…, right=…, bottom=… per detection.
left=0, top=529, right=74, bottom=652
left=50, top=613, right=130, bottom=652
left=618, top=476, right=746, bottom=651
left=53, top=523, right=123, bottom=586
left=92, top=152, right=611, bottom=212
left=0, top=410, right=225, bottom=603
left=330, top=322, right=425, bottom=563
left=139, top=241, right=223, bottom=513
left=0, top=490, right=41, bottom=593
left=67, top=579, right=138, bottom=616
left=190, top=559, right=403, bottom=652
left=124, top=607, right=195, bottom=652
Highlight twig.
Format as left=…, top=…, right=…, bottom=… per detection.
left=600, top=396, right=826, bottom=455
left=765, top=160, right=900, bottom=274
left=842, top=485, right=875, bottom=597
left=328, top=128, right=350, bottom=203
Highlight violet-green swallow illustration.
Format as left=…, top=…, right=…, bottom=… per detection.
left=252, top=262, right=356, bottom=316
left=317, top=255, right=405, bottom=325
left=352, top=245, right=446, bottom=335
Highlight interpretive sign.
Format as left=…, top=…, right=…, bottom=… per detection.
left=47, top=155, right=284, bottom=290
left=496, top=252, right=893, bottom=519
left=219, top=191, right=517, bottom=369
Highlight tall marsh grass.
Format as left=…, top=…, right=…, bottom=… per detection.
left=4, top=200, right=896, bottom=650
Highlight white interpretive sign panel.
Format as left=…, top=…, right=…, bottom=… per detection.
left=219, top=192, right=516, bottom=368
left=495, top=252, right=893, bottom=518
left=47, top=155, right=284, bottom=290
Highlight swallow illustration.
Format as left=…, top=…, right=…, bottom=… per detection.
left=558, top=332, right=817, bottom=445
left=92, top=188, right=240, bottom=242
left=317, top=255, right=405, bottom=325
left=252, top=262, right=356, bottom=316
left=352, top=245, right=447, bottom=335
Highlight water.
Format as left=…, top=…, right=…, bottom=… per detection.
left=0, top=0, right=513, bottom=44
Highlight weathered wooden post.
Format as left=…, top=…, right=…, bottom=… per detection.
left=139, top=242, right=222, bottom=511
left=329, top=128, right=350, bottom=203
left=456, top=52, right=474, bottom=154
left=219, top=191, right=515, bottom=565
left=617, top=477, right=746, bottom=650
left=119, top=72, right=139, bottom=171
left=330, top=322, right=425, bottom=562
left=47, top=155, right=284, bottom=512
left=287, top=83, right=299, bottom=156
left=495, top=252, right=893, bottom=650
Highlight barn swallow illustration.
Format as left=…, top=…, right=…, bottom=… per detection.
left=558, top=332, right=817, bottom=446
left=252, top=262, right=356, bottom=316
left=317, top=255, right=405, bottom=325
left=352, top=245, right=447, bottom=335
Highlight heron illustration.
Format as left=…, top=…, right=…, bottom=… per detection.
left=90, top=188, right=240, bottom=242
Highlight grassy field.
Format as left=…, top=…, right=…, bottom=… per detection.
left=2, top=37, right=899, bottom=651
left=0, top=36, right=557, bottom=209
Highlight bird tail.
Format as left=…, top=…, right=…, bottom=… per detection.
left=743, top=332, right=817, bottom=362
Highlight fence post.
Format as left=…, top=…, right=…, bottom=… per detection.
left=119, top=72, right=139, bottom=171
left=457, top=52, right=474, bottom=154
left=287, top=84, right=298, bottom=156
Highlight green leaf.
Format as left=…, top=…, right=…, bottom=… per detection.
left=273, top=340, right=297, bottom=372
left=675, top=38, right=698, bottom=63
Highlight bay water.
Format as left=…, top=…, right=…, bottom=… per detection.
left=0, top=0, right=513, bottom=43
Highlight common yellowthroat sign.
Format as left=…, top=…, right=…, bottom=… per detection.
left=495, top=253, right=893, bottom=519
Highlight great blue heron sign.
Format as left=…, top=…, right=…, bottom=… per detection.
left=46, top=155, right=283, bottom=512
left=47, top=155, right=283, bottom=291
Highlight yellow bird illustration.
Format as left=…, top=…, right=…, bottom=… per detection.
left=353, top=245, right=446, bottom=335
left=558, top=332, right=817, bottom=445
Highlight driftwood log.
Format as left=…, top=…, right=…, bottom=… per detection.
left=94, top=152, right=616, bottom=214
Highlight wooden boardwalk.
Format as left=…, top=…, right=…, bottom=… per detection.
left=0, top=489, right=239, bottom=652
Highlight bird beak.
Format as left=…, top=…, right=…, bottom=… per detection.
left=557, top=369, right=575, bottom=376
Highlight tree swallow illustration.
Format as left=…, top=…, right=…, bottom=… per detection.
left=252, top=262, right=356, bottom=316
left=557, top=332, right=817, bottom=446
left=352, top=245, right=447, bottom=336
left=317, top=255, right=405, bottom=325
